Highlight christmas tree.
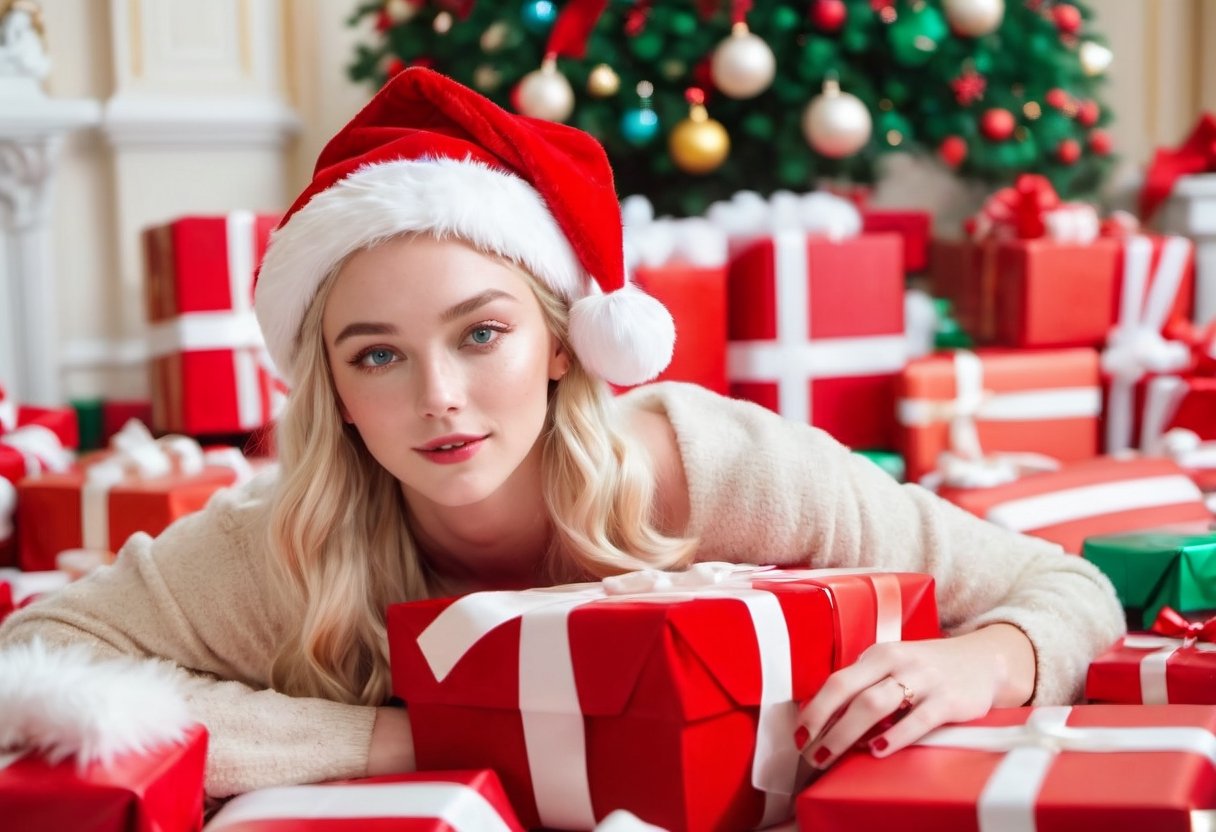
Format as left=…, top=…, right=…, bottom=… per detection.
left=348, top=0, right=1115, bottom=217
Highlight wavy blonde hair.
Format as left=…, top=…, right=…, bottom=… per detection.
left=266, top=242, right=697, bottom=705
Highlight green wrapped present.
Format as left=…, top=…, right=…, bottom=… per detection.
left=855, top=450, right=905, bottom=483
left=1082, top=525, right=1216, bottom=629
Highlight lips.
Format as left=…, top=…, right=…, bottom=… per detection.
left=414, top=434, right=488, bottom=465
left=416, top=434, right=486, bottom=452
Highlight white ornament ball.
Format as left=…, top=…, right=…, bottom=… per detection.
left=384, top=0, right=417, bottom=23
left=517, top=66, right=575, bottom=122
left=711, top=30, right=777, bottom=99
left=943, top=0, right=1005, bottom=37
left=1079, top=40, right=1113, bottom=76
left=801, top=85, right=872, bottom=159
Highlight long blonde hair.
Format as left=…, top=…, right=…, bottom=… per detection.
left=266, top=246, right=697, bottom=704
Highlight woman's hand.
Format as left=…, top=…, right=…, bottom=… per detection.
left=795, top=623, right=1036, bottom=769
left=367, top=706, right=416, bottom=776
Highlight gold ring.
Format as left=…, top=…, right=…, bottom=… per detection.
left=895, top=679, right=914, bottom=707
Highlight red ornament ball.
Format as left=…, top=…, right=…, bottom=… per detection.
left=938, top=135, right=968, bottom=167
left=1045, top=88, right=1070, bottom=110
left=1089, top=130, right=1113, bottom=155
left=1056, top=138, right=1082, bottom=164
left=980, top=108, right=1016, bottom=141
left=385, top=57, right=407, bottom=78
left=1076, top=100, right=1100, bottom=127
left=1052, top=4, right=1083, bottom=35
left=811, top=0, right=848, bottom=32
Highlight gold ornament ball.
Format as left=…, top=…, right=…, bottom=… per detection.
left=480, top=21, right=509, bottom=52
left=473, top=64, right=502, bottom=92
left=802, top=82, right=872, bottom=158
left=711, top=28, right=776, bottom=99
left=669, top=113, right=730, bottom=174
left=942, top=0, right=1005, bottom=37
left=517, top=65, right=575, bottom=122
left=587, top=64, right=620, bottom=98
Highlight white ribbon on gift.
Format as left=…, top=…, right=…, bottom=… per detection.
left=1120, top=633, right=1216, bottom=705
left=916, top=705, right=1216, bottom=832
left=727, top=230, right=908, bottom=425
left=203, top=781, right=517, bottom=832
left=899, top=351, right=1098, bottom=489
left=0, top=425, right=74, bottom=542
left=0, top=477, right=14, bottom=541
left=1102, top=235, right=1194, bottom=453
left=1148, top=427, right=1216, bottom=472
left=1043, top=204, right=1100, bottom=244
left=145, top=212, right=276, bottom=431
left=0, top=399, right=14, bottom=434
left=416, top=562, right=903, bottom=831
left=81, top=420, right=207, bottom=551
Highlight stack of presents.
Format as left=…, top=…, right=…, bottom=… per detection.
left=5, top=115, right=1216, bottom=830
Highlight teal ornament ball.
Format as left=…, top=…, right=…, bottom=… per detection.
left=621, top=107, right=660, bottom=146
left=521, top=0, right=558, bottom=34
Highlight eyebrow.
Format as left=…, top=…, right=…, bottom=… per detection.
left=331, top=289, right=519, bottom=346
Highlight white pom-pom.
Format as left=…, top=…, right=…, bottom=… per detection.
left=569, top=286, right=675, bottom=386
left=620, top=194, right=655, bottom=228
left=0, top=640, right=196, bottom=768
left=799, top=192, right=862, bottom=240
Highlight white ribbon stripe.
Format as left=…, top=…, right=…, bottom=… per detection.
left=984, top=474, right=1203, bottom=535
left=727, top=230, right=907, bottom=424
left=916, top=706, right=1216, bottom=832
left=1121, top=634, right=1216, bottom=705
left=0, top=400, right=14, bottom=434
left=203, top=781, right=516, bottom=832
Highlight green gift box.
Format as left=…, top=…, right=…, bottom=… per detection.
left=855, top=449, right=905, bottom=482
left=1082, top=525, right=1216, bottom=629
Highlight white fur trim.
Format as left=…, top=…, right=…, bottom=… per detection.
left=569, top=286, right=675, bottom=386
left=256, top=158, right=588, bottom=384
left=0, top=639, right=195, bottom=768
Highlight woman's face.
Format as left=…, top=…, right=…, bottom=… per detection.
left=323, top=235, right=568, bottom=509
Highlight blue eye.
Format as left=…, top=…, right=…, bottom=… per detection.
left=360, top=348, right=396, bottom=367
left=469, top=327, right=495, bottom=345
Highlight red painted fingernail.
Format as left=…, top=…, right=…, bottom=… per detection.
left=812, top=746, right=832, bottom=766
left=870, top=736, right=889, bottom=754
left=794, top=726, right=810, bottom=750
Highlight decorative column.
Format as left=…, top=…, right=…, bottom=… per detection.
left=0, top=2, right=99, bottom=405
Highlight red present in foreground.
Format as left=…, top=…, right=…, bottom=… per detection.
left=727, top=231, right=906, bottom=449
left=1086, top=607, right=1216, bottom=705
left=144, top=212, right=284, bottom=436
left=799, top=704, right=1216, bottom=832
left=1, top=724, right=207, bottom=832
left=896, top=348, right=1101, bottom=485
left=202, top=770, right=525, bottom=832
left=389, top=565, right=939, bottom=832
left=937, top=456, right=1211, bottom=554
left=861, top=209, right=931, bottom=273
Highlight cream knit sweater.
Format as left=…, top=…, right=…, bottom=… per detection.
left=0, top=382, right=1126, bottom=796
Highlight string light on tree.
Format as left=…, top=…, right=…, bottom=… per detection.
left=432, top=11, right=453, bottom=34
left=516, top=56, right=574, bottom=122
left=383, top=0, right=417, bottom=24
left=711, top=22, right=777, bottom=99
left=587, top=63, right=620, bottom=97
left=943, top=0, right=1005, bottom=37
left=669, top=88, right=730, bottom=174
left=802, top=78, right=872, bottom=158
left=621, top=81, right=660, bottom=146
left=1079, top=40, right=1113, bottom=76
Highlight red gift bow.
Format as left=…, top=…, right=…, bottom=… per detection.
left=965, top=174, right=1062, bottom=240
left=1140, top=112, right=1216, bottom=222
left=1163, top=318, right=1216, bottom=376
left=1151, top=606, right=1216, bottom=648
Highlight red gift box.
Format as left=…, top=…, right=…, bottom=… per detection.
left=16, top=405, right=80, bottom=450
left=1, top=724, right=207, bottom=832
left=389, top=567, right=939, bottom=832
left=896, top=348, right=1101, bottom=485
left=144, top=212, right=284, bottom=436
left=1086, top=608, right=1216, bottom=705
left=861, top=209, right=931, bottom=273
left=727, top=232, right=906, bottom=449
left=630, top=263, right=727, bottom=394
left=797, top=704, right=1216, bottom=831
left=202, top=770, right=525, bottom=832
left=1, top=423, right=77, bottom=568
left=937, top=456, right=1212, bottom=554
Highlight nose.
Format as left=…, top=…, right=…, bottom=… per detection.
left=414, top=351, right=466, bottom=418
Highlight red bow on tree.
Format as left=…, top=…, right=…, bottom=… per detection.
left=1150, top=606, right=1216, bottom=647
left=1140, top=113, right=1216, bottom=222
left=965, top=174, right=1062, bottom=240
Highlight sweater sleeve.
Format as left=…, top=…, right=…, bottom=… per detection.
left=622, top=382, right=1126, bottom=706
left=0, top=477, right=377, bottom=797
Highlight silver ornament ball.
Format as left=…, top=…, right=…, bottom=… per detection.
left=517, top=64, right=575, bottom=122
left=711, top=29, right=776, bottom=99
left=802, top=82, right=872, bottom=158
left=943, top=0, right=1005, bottom=37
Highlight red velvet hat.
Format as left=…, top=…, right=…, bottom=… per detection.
left=255, top=67, right=674, bottom=387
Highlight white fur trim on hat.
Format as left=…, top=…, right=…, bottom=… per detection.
left=256, top=157, right=586, bottom=385
left=569, top=285, right=675, bottom=386
left=0, top=639, right=196, bottom=768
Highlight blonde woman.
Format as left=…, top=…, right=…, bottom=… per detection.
left=0, top=68, right=1124, bottom=800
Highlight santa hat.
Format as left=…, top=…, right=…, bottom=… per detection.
left=255, top=67, right=675, bottom=388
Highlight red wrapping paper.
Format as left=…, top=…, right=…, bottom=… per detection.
left=1, top=724, right=207, bottom=832
left=202, top=770, right=525, bottom=832
left=937, top=457, right=1212, bottom=555
left=15, top=405, right=80, bottom=450
left=861, top=209, right=931, bottom=273
left=388, top=570, right=940, bottom=832
left=727, top=232, right=905, bottom=449
left=1086, top=636, right=1216, bottom=706
left=628, top=263, right=727, bottom=394
left=797, top=705, right=1216, bottom=832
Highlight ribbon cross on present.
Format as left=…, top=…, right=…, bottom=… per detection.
left=1122, top=607, right=1216, bottom=705
left=917, top=705, right=1216, bottom=831
left=416, top=563, right=904, bottom=831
